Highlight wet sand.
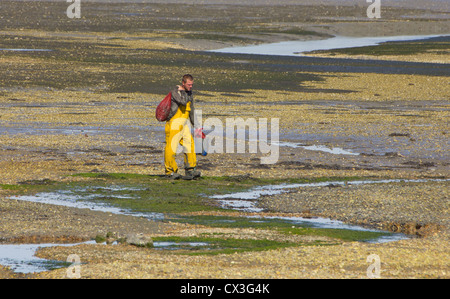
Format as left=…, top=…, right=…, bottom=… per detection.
left=0, top=0, right=449, bottom=279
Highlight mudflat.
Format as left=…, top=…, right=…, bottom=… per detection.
left=0, top=0, right=448, bottom=279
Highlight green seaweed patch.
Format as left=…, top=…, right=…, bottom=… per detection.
left=277, top=226, right=388, bottom=243
left=67, top=173, right=268, bottom=214
left=4, top=172, right=381, bottom=217
left=169, top=214, right=390, bottom=243
left=66, top=173, right=376, bottom=214
left=0, top=179, right=62, bottom=195
left=169, top=214, right=296, bottom=230
left=152, top=236, right=307, bottom=255
left=0, top=184, right=23, bottom=191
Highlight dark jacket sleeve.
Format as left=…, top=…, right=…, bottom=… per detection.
left=171, top=87, right=190, bottom=106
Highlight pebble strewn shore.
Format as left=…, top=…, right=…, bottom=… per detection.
left=259, top=180, right=450, bottom=236
left=0, top=0, right=448, bottom=279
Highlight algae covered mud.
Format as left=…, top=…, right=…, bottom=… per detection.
left=0, top=174, right=426, bottom=274
left=0, top=0, right=449, bottom=279
left=1, top=174, right=448, bottom=278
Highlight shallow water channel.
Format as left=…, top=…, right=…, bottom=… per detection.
left=0, top=241, right=94, bottom=274
left=211, top=34, right=450, bottom=56
left=0, top=240, right=213, bottom=274
left=4, top=178, right=445, bottom=273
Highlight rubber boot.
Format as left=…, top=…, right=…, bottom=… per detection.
left=184, top=168, right=201, bottom=180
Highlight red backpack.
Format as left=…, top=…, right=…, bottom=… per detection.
left=155, top=92, right=172, bottom=121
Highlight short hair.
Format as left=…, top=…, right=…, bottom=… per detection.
left=182, top=74, right=194, bottom=83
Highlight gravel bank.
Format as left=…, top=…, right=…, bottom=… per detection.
left=1, top=176, right=448, bottom=279
left=34, top=234, right=448, bottom=279
left=258, top=180, right=450, bottom=236
left=0, top=197, right=172, bottom=243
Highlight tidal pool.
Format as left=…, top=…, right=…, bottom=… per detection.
left=0, top=241, right=94, bottom=274
left=0, top=240, right=210, bottom=274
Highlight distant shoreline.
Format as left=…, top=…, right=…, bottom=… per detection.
left=13, top=0, right=450, bottom=10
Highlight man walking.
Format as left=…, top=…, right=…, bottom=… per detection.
left=164, top=74, right=201, bottom=180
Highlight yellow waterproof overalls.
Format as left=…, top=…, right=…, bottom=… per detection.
left=164, top=101, right=196, bottom=175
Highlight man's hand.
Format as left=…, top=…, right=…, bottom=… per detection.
left=195, top=128, right=206, bottom=139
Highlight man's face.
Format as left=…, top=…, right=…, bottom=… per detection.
left=183, top=79, right=194, bottom=92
